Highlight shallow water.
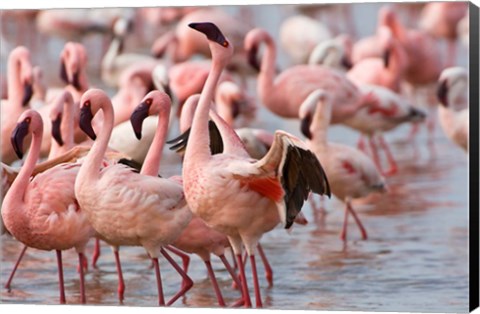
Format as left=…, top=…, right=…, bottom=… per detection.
left=0, top=3, right=470, bottom=312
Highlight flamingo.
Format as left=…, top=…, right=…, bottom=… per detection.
left=1, top=46, right=34, bottom=165
left=2, top=109, right=95, bottom=304
left=299, top=90, right=387, bottom=240
left=419, top=2, right=468, bottom=67
left=244, top=28, right=380, bottom=124
left=74, top=89, right=193, bottom=306
left=308, top=34, right=353, bottom=71
left=279, top=15, right=332, bottom=65
left=436, top=67, right=469, bottom=152
left=181, top=22, right=330, bottom=308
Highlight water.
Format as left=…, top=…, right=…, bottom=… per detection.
left=0, top=3, right=470, bottom=312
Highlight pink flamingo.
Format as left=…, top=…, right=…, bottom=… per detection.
left=419, top=2, right=468, bottom=67
left=182, top=22, right=330, bottom=308
left=347, top=26, right=408, bottom=93
left=2, top=109, right=94, bottom=304
left=74, top=89, right=193, bottom=306
left=308, top=34, right=354, bottom=71
left=299, top=90, right=387, bottom=240
left=244, top=28, right=380, bottom=124
left=436, top=67, right=469, bottom=152
left=1, top=46, right=34, bottom=165
left=1, top=74, right=7, bottom=99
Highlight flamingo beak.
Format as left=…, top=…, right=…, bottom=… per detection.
left=300, top=114, right=313, bottom=140
left=79, top=105, right=96, bottom=140
left=247, top=43, right=260, bottom=72
left=341, top=55, right=353, bottom=69
left=11, top=119, right=30, bottom=159
left=383, top=49, right=391, bottom=68
left=51, top=113, right=64, bottom=146
left=437, top=80, right=448, bottom=107
left=22, top=82, right=33, bottom=107
left=130, top=101, right=150, bottom=140
left=72, top=70, right=81, bottom=91
left=188, top=22, right=229, bottom=47
left=60, top=60, right=69, bottom=84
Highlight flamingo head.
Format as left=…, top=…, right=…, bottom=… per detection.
left=11, top=110, right=42, bottom=159
left=130, top=91, right=172, bottom=140
left=188, top=22, right=234, bottom=67
left=298, top=90, right=331, bottom=140
left=244, top=28, right=271, bottom=72
left=49, top=91, right=74, bottom=147
left=19, top=58, right=33, bottom=108
left=60, top=42, right=87, bottom=91
left=79, top=89, right=111, bottom=141
left=437, top=67, right=468, bottom=108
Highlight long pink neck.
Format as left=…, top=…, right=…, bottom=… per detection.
left=3, top=122, right=42, bottom=211
left=141, top=107, right=170, bottom=177
left=7, top=54, right=25, bottom=110
left=386, top=40, right=407, bottom=88
left=257, top=33, right=277, bottom=109
left=79, top=103, right=114, bottom=182
left=183, top=61, right=223, bottom=166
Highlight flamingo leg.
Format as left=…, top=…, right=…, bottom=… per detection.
left=152, top=258, right=165, bottom=306
left=219, top=254, right=242, bottom=289
left=347, top=200, right=368, bottom=240
left=160, top=248, right=193, bottom=306
left=56, top=250, right=66, bottom=304
left=236, top=253, right=252, bottom=308
left=4, top=245, right=27, bottom=290
left=92, top=238, right=101, bottom=268
left=113, top=249, right=125, bottom=303
left=368, top=136, right=384, bottom=174
left=165, top=245, right=191, bottom=289
left=78, top=253, right=86, bottom=304
left=340, top=202, right=350, bottom=241
left=204, top=260, right=226, bottom=306
left=250, top=255, right=263, bottom=308
left=378, top=135, right=398, bottom=176
left=231, top=248, right=238, bottom=271
left=257, top=244, right=273, bottom=287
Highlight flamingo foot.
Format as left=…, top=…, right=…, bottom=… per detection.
left=257, top=244, right=273, bottom=288
left=92, top=238, right=101, bottom=268
left=230, top=297, right=246, bottom=307
left=114, top=250, right=125, bottom=304
left=78, top=253, right=86, bottom=304
left=161, top=249, right=193, bottom=306
left=347, top=201, right=368, bottom=240
left=4, top=245, right=28, bottom=291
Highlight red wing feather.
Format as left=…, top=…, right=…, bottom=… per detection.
left=242, top=177, right=284, bottom=202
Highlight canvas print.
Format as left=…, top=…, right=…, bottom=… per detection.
left=0, top=2, right=475, bottom=313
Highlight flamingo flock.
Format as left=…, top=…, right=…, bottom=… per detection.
left=1, top=3, right=469, bottom=308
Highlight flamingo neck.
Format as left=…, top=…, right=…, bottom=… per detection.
left=215, top=90, right=233, bottom=126
left=49, top=96, right=75, bottom=159
left=7, top=56, right=24, bottom=109
left=388, top=41, right=408, bottom=79
left=79, top=104, right=114, bottom=182
left=257, top=35, right=277, bottom=108
left=141, top=109, right=170, bottom=177
left=3, top=125, right=42, bottom=209
left=184, top=62, right=223, bottom=165
left=310, top=101, right=331, bottom=147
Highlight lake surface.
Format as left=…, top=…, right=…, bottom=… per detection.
left=0, top=3, right=470, bottom=312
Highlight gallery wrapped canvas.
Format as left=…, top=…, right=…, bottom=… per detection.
left=0, top=1, right=478, bottom=313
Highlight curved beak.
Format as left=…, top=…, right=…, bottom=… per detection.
left=130, top=102, right=150, bottom=140
left=72, top=70, right=81, bottom=91
left=11, top=120, right=30, bottom=159
left=60, top=60, right=68, bottom=84
left=188, top=22, right=228, bottom=46
left=247, top=44, right=260, bottom=72
left=300, top=114, right=312, bottom=140
left=79, top=105, right=96, bottom=140
left=22, top=82, right=33, bottom=107
left=51, top=114, right=64, bottom=146
left=341, top=55, right=353, bottom=69
left=437, top=80, right=448, bottom=107
left=383, top=49, right=391, bottom=68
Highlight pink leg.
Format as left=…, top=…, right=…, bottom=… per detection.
left=347, top=200, right=368, bottom=240
left=160, top=248, right=193, bottom=306
left=165, top=245, right=190, bottom=289
left=407, top=122, right=420, bottom=142
left=56, top=250, right=66, bottom=304
left=204, top=260, right=226, bottom=306
left=368, top=136, right=384, bottom=174
left=152, top=258, right=165, bottom=306
left=231, top=248, right=238, bottom=271
left=340, top=203, right=350, bottom=241
left=4, top=245, right=27, bottom=290
left=78, top=253, right=86, bottom=304
left=250, top=255, right=262, bottom=308
left=113, top=250, right=125, bottom=303
left=236, top=253, right=252, bottom=308
left=257, top=244, right=273, bottom=287
left=219, top=254, right=242, bottom=289
left=378, top=135, right=398, bottom=176
left=92, top=238, right=101, bottom=268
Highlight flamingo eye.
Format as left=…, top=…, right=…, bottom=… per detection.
left=25, top=117, right=31, bottom=123
left=222, top=41, right=229, bottom=47
left=145, top=98, right=152, bottom=105
left=84, top=100, right=91, bottom=107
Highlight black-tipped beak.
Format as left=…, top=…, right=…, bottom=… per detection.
left=341, top=55, right=353, bottom=69
left=300, top=114, right=312, bottom=140
left=409, top=107, right=427, bottom=122
left=51, top=114, right=64, bottom=146
left=188, top=22, right=229, bottom=47
left=22, top=83, right=33, bottom=107
left=11, top=120, right=30, bottom=159
left=72, top=70, right=81, bottom=91
left=437, top=80, right=448, bottom=107
left=60, top=60, right=68, bottom=84
left=383, top=49, right=391, bottom=68
left=130, top=102, right=150, bottom=140
left=79, top=105, right=96, bottom=140
left=247, top=44, right=260, bottom=72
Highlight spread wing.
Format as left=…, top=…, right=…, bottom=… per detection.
left=167, top=120, right=223, bottom=155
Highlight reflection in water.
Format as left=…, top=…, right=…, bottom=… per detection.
left=0, top=3, right=469, bottom=313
